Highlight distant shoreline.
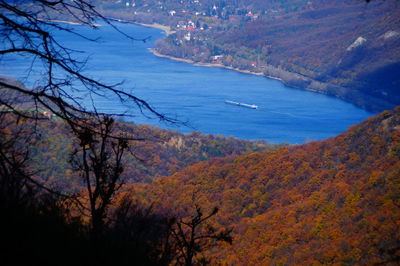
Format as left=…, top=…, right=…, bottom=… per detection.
left=139, top=24, right=286, bottom=80
left=134, top=22, right=176, bottom=36
left=149, top=49, right=266, bottom=77
left=46, top=19, right=101, bottom=27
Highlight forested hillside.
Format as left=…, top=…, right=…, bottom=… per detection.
left=2, top=102, right=399, bottom=265
left=12, top=117, right=273, bottom=189
left=128, top=106, right=400, bottom=264
left=96, top=0, right=400, bottom=112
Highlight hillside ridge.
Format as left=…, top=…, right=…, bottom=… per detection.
left=130, top=106, right=400, bottom=264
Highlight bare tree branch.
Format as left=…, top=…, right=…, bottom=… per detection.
left=0, top=0, right=179, bottom=132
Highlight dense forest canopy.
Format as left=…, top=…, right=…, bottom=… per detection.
left=129, top=106, right=400, bottom=264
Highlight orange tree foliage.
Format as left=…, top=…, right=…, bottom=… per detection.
left=128, top=106, right=400, bottom=264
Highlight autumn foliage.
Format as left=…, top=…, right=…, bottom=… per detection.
left=1, top=106, right=400, bottom=264
left=128, top=106, right=400, bottom=264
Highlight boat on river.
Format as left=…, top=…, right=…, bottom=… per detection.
left=225, top=100, right=258, bottom=109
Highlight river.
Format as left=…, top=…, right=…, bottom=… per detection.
left=0, top=22, right=373, bottom=143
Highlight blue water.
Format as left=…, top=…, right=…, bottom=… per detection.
left=0, top=22, right=373, bottom=143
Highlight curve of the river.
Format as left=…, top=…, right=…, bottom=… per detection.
left=0, top=22, right=374, bottom=143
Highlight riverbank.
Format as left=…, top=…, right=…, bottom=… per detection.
left=111, top=20, right=267, bottom=77
left=149, top=47, right=390, bottom=113
left=135, top=22, right=176, bottom=36
left=46, top=19, right=101, bottom=27
left=150, top=49, right=265, bottom=76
